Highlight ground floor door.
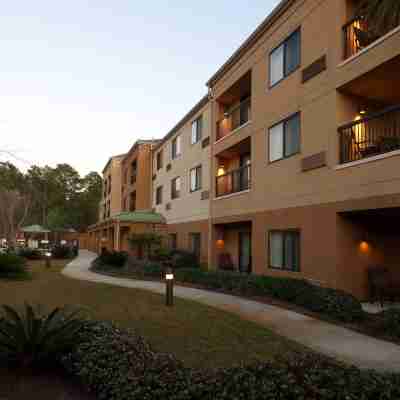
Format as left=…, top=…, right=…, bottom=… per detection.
left=239, top=231, right=252, bottom=273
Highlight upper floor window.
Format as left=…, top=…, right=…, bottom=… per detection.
left=191, top=116, right=203, bottom=144
left=269, top=29, right=301, bottom=87
left=156, top=150, right=163, bottom=170
left=172, top=135, right=182, bottom=159
left=190, top=165, right=202, bottom=192
left=171, top=176, right=181, bottom=199
left=269, top=230, right=300, bottom=272
left=156, top=185, right=163, bottom=205
left=269, top=113, right=300, bottom=162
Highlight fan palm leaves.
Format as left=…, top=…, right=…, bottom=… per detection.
left=0, top=304, right=88, bottom=368
left=357, top=0, right=400, bottom=36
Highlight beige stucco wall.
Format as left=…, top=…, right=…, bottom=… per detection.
left=152, top=101, right=211, bottom=224
left=209, top=0, right=400, bottom=221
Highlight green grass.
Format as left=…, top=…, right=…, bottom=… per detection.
left=0, top=259, right=303, bottom=369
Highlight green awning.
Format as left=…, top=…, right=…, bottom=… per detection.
left=112, top=211, right=166, bottom=224
left=20, top=225, right=51, bottom=233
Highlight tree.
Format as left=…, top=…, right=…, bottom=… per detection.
left=357, top=0, right=400, bottom=36
left=0, top=163, right=32, bottom=248
left=129, top=233, right=163, bottom=260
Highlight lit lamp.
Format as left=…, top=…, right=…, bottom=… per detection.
left=358, top=106, right=367, bottom=116
left=216, top=231, right=225, bottom=249
left=165, top=268, right=174, bottom=307
left=359, top=240, right=370, bottom=253
left=217, top=165, right=225, bottom=177
left=45, top=251, right=52, bottom=269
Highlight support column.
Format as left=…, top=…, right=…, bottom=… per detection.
left=114, top=222, right=121, bottom=252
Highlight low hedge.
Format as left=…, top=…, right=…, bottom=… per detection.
left=95, top=251, right=128, bottom=268
left=52, top=245, right=74, bottom=260
left=0, top=253, right=30, bottom=279
left=109, top=264, right=363, bottom=323
left=18, top=248, right=42, bottom=260
left=379, top=309, right=400, bottom=338
left=62, top=321, right=400, bottom=400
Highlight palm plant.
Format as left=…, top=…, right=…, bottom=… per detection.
left=0, top=304, right=87, bottom=369
left=357, top=0, right=400, bottom=36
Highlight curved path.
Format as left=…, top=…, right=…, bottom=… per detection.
left=63, top=250, right=400, bottom=372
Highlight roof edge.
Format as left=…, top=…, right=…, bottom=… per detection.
left=206, top=0, right=294, bottom=88
left=153, top=94, right=209, bottom=152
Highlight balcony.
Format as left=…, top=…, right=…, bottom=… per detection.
left=343, top=16, right=399, bottom=60
left=216, top=164, right=251, bottom=198
left=216, top=97, right=251, bottom=141
left=338, top=104, right=400, bottom=164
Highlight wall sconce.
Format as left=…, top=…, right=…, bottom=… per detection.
left=216, top=230, right=225, bottom=249
left=358, top=106, right=367, bottom=116
left=223, top=111, right=229, bottom=118
left=217, top=165, right=225, bottom=177
left=359, top=240, right=370, bottom=253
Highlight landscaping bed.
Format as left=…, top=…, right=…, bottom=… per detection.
left=92, top=259, right=400, bottom=344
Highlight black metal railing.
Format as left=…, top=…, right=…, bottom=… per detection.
left=216, top=98, right=251, bottom=141
left=338, top=104, right=400, bottom=164
left=343, top=17, right=383, bottom=59
left=216, top=164, right=251, bottom=197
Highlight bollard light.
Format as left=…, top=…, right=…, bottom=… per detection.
left=45, top=251, right=52, bottom=269
left=165, top=268, right=174, bottom=307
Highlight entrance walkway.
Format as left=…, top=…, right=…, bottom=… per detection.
left=63, top=250, right=400, bottom=372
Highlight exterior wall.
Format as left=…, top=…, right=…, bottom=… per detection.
left=152, top=98, right=211, bottom=261
left=99, top=155, right=125, bottom=221
left=207, top=0, right=400, bottom=298
left=152, top=100, right=211, bottom=225
left=121, top=141, right=159, bottom=212
left=167, top=219, right=209, bottom=264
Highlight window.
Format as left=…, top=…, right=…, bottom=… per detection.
left=130, top=191, right=136, bottom=212
left=172, top=135, right=182, bottom=159
left=190, top=165, right=202, bottom=192
left=170, top=233, right=177, bottom=250
left=171, top=177, right=181, bottom=199
left=131, top=160, right=137, bottom=184
left=269, top=113, right=300, bottom=162
left=190, top=233, right=201, bottom=262
left=156, top=185, right=163, bottom=205
left=156, top=151, right=163, bottom=170
left=269, top=230, right=300, bottom=271
left=191, top=116, right=203, bottom=144
left=269, top=29, right=301, bottom=86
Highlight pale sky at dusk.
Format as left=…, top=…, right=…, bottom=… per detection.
left=0, top=1, right=279, bottom=176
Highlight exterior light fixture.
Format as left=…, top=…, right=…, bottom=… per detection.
left=217, top=166, right=225, bottom=177
left=359, top=241, right=370, bottom=253
left=165, top=268, right=174, bottom=306
left=45, top=251, right=52, bottom=268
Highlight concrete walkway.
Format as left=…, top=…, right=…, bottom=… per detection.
left=63, top=250, right=400, bottom=372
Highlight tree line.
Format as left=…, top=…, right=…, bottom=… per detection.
left=0, top=161, right=102, bottom=246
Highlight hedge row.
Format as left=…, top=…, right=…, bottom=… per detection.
left=0, top=253, right=30, bottom=279
left=62, top=321, right=400, bottom=400
left=107, top=263, right=364, bottom=323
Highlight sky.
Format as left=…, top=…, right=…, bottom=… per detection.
left=0, top=0, right=280, bottom=176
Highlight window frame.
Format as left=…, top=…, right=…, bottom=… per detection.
left=189, top=232, right=201, bottom=261
left=171, top=176, right=181, bottom=200
left=172, top=135, right=182, bottom=159
left=170, top=233, right=177, bottom=250
left=191, top=115, right=203, bottom=145
left=156, top=150, right=163, bottom=170
left=189, top=165, right=202, bottom=193
left=269, top=28, right=301, bottom=88
left=156, top=185, right=163, bottom=205
left=268, top=112, right=301, bottom=163
left=268, top=229, right=301, bottom=272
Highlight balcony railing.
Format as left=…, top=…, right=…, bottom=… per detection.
left=216, top=164, right=251, bottom=198
left=216, top=98, right=251, bottom=141
left=338, top=104, right=400, bottom=164
left=343, top=17, right=384, bottom=59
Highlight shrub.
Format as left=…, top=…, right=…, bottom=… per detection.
left=98, top=250, right=128, bottom=268
left=379, top=309, right=400, bottom=338
left=152, top=247, right=173, bottom=262
left=0, top=253, right=29, bottom=279
left=62, top=321, right=192, bottom=400
left=18, top=248, right=42, bottom=260
left=170, top=249, right=200, bottom=269
left=0, top=304, right=88, bottom=368
left=62, top=321, right=400, bottom=400
left=52, top=245, right=73, bottom=259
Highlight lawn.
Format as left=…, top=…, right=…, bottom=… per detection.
left=0, top=259, right=302, bottom=369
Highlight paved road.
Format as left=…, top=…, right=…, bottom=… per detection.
left=63, top=250, right=400, bottom=372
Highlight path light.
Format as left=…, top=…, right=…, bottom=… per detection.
left=45, top=251, right=52, bottom=269
left=165, top=268, right=174, bottom=307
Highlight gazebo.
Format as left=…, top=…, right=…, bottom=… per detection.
left=20, top=225, right=51, bottom=249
